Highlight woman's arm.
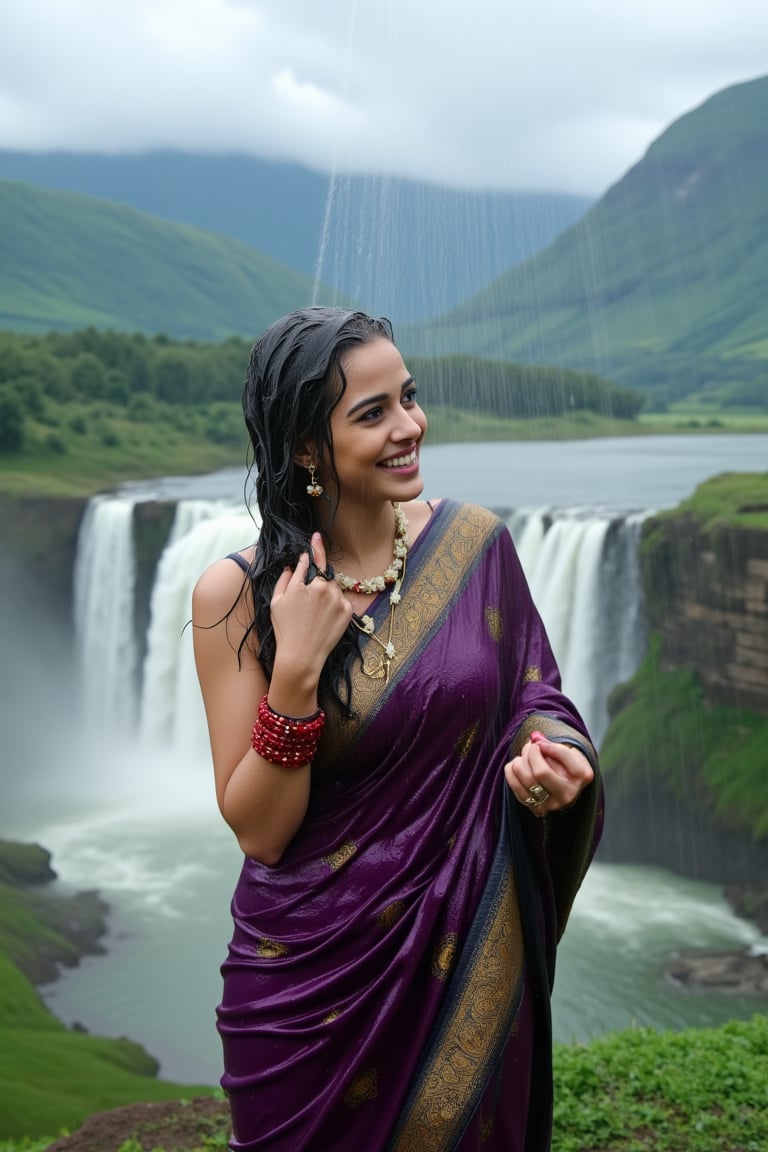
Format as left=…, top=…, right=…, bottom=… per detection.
left=192, top=534, right=352, bottom=865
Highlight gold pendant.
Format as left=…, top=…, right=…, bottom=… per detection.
left=351, top=553, right=405, bottom=688
left=360, top=631, right=395, bottom=683
left=361, top=656, right=389, bottom=682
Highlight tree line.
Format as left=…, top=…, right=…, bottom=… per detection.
left=407, top=354, right=644, bottom=421
left=0, top=327, right=644, bottom=454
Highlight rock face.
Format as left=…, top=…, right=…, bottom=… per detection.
left=0, top=492, right=175, bottom=668
left=641, top=515, right=768, bottom=715
left=600, top=481, right=768, bottom=934
left=0, top=494, right=85, bottom=619
left=0, top=840, right=110, bottom=985
left=599, top=773, right=768, bottom=924
left=668, top=949, right=768, bottom=996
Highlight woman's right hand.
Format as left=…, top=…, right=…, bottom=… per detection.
left=269, top=532, right=353, bottom=692
left=194, top=533, right=352, bottom=865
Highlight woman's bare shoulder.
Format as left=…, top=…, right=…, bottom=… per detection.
left=403, top=497, right=441, bottom=538
left=192, top=550, right=255, bottom=626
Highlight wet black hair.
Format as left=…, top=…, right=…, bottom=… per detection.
left=240, top=306, right=395, bottom=716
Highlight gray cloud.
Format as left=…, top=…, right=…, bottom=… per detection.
left=1, top=0, right=766, bottom=194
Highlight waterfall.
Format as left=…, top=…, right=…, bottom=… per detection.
left=73, top=496, right=139, bottom=737
left=508, top=509, right=647, bottom=740
left=73, top=496, right=646, bottom=754
left=139, top=504, right=260, bottom=755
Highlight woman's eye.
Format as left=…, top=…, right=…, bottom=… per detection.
left=361, top=406, right=383, bottom=421
left=404, top=387, right=418, bottom=403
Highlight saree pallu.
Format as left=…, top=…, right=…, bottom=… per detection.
left=217, top=500, right=603, bottom=1151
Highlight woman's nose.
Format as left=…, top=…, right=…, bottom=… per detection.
left=394, top=406, right=424, bottom=440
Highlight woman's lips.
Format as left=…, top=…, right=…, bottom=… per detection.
left=379, top=449, right=418, bottom=470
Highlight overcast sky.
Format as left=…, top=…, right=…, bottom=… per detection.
left=2, top=0, right=766, bottom=196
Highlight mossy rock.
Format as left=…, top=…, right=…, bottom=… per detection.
left=0, top=841, right=57, bottom=886
left=0, top=842, right=109, bottom=985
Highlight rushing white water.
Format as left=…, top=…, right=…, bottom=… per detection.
left=511, top=509, right=647, bottom=738
left=73, top=497, right=646, bottom=755
left=139, top=502, right=259, bottom=754
left=73, top=496, right=139, bottom=737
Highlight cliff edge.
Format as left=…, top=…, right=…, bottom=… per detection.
left=599, top=471, right=768, bottom=931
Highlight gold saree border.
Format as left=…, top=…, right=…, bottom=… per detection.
left=319, top=502, right=503, bottom=765
left=386, top=839, right=524, bottom=1152
left=510, top=713, right=597, bottom=765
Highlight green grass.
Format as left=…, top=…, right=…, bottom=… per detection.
left=551, top=1015, right=768, bottom=1152
left=0, top=406, right=247, bottom=497
left=1, top=1016, right=765, bottom=1150
left=0, top=1018, right=214, bottom=1141
left=424, top=405, right=646, bottom=443
left=638, top=407, right=768, bottom=434
left=640, top=470, right=768, bottom=533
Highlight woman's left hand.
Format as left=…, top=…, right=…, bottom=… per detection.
left=504, top=730, right=594, bottom=817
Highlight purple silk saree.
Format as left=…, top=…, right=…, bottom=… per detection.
left=217, top=500, right=603, bottom=1151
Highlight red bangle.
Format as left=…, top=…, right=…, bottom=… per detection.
left=251, top=695, right=326, bottom=767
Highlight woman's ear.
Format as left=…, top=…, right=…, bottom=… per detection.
left=293, top=439, right=318, bottom=468
left=293, top=445, right=314, bottom=469
left=295, top=442, right=324, bottom=499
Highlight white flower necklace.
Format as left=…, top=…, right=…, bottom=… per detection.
left=334, top=502, right=410, bottom=596
left=336, top=502, right=410, bottom=684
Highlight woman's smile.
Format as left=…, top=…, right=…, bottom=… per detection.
left=323, top=336, right=427, bottom=505
left=379, top=447, right=419, bottom=472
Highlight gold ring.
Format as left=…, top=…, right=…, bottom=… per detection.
left=522, top=796, right=540, bottom=807
left=528, top=784, right=550, bottom=803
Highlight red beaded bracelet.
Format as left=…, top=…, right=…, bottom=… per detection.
left=251, top=695, right=326, bottom=767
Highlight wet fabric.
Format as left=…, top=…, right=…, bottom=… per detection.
left=217, top=500, right=603, bottom=1151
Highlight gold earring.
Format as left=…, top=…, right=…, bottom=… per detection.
left=306, top=462, right=323, bottom=497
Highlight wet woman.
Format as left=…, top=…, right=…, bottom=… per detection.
left=192, top=307, right=603, bottom=1151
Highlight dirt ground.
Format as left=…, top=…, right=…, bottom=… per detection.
left=44, top=1096, right=231, bottom=1152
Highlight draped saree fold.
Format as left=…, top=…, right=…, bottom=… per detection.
left=217, top=500, right=604, bottom=1151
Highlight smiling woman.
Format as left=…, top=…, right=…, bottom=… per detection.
left=191, top=306, right=602, bottom=1151
left=311, top=336, right=427, bottom=514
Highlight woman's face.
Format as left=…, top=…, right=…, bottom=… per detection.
left=322, top=337, right=427, bottom=509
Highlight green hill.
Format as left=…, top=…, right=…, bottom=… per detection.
left=0, top=180, right=339, bottom=340
left=0, top=151, right=594, bottom=325
left=406, top=75, right=768, bottom=405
